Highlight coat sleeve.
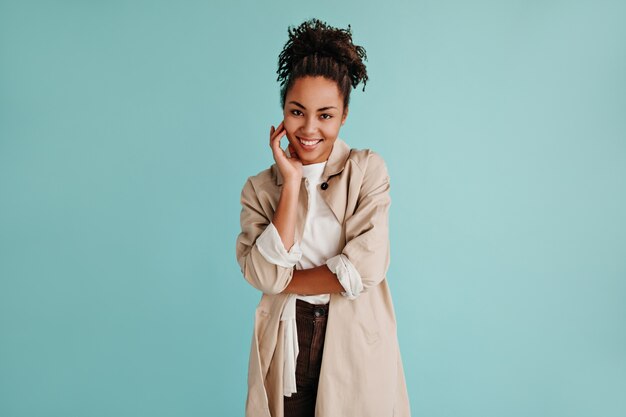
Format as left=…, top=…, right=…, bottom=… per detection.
left=341, top=151, right=392, bottom=291
left=235, top=177, right=295, bottom=295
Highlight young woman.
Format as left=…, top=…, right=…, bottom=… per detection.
left=236, top=18, right=411, bottom=417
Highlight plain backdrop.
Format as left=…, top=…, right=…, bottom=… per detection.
left=1, top=0, right=625, bottom=416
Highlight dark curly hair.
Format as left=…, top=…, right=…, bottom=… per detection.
left=276, top=18, right=369, bottom=112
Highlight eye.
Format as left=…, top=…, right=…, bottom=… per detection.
left=290, top=109, right=303, bottom=116
left=321, top=114, right=333, bottom=120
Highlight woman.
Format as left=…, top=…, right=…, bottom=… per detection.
left=236, top=18, right=411, bottom=417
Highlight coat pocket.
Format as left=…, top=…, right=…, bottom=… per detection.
left=364, top=327, right=381, bottom=345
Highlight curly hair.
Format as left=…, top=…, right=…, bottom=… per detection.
left=276, top=18, right=369, bottom=112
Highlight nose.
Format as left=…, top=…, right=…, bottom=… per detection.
left=301, top=116, right=320, bottom=136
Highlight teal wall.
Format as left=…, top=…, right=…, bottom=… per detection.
left=1, top=1, right=624, bottom=416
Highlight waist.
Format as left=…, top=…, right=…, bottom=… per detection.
left=295, top=298, right=330, bottom=318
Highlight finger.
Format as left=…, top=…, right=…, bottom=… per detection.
left=274, top=121, right=285, bottom=138
left=287, top=144, right=300, bottom=160
left=270, top=122, right=287, bottom=152
left=270, top=127, right=281, bottom=144
left=271, top=127, right=286, bottom=147
left=270, top=132, right=286, bottom=157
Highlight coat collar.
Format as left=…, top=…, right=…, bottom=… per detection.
left=272, top=138, right=351, bottom=186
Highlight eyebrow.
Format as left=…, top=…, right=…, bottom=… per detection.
left=288, top=101, right=338, bottom=111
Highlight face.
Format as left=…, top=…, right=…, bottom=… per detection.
left=283, top=76, right=348, bottom=165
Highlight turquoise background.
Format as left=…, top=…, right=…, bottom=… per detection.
left=1, top=0, right=625, bottom=416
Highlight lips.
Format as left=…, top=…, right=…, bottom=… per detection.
left=297, top=136, right=323, bottom=149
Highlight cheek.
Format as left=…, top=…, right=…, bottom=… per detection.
left=284, top=122, right=303, bottom=143
left=283, top=119, right=297, bottom=135
left=283, top=126, right=297, bottom=144
left=323, top=121, right=342, bottom=136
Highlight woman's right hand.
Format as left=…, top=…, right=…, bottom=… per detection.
left=270, top=121, right=302, bottom=185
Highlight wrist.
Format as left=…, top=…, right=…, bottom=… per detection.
left=282, top=177, right=301, bottom=189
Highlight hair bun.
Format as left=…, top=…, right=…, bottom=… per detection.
left=286, top=22, right=352, bottom=66
left=276, top=18, right=369, bottom=109
left=277, top=18, right=368, bottom=90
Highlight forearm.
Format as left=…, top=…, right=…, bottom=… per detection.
left=280, top=264, right=344, bottom=295
left=272, top=180, right=300, bottom=251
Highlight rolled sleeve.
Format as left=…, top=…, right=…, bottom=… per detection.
left=326, top=254, right=364, bottom=299
left=256, top=222, right=302, bottom=268
left=235, top=178, right=296, bottom=295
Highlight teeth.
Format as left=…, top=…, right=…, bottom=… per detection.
left=299, top=137, right=322, bottom=146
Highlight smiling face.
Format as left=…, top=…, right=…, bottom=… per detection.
left=283, top=76, right=348, bottom=165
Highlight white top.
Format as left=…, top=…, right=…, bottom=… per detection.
left=254, top=160, right=364, bottom=396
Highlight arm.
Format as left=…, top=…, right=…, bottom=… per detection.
left=272, top=178, right=346, bottom=295
left=236, top=180, right=346, bottom=296
left=281, top=152, right=391, bottom=297
left=270, top=120, right=302, bottom=252
left=236, top=178, right=297, bottom=295
left=280, top=265, right=345, bottom=295
left=272, top=179, right=300, bottom=252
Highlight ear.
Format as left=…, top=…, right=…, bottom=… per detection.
left=341, top=106, right=349, bottom=125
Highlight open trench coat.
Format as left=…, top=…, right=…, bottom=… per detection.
left=235, top=138, right=411, bottom=417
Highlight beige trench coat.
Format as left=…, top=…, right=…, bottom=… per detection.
left=236, top=138, right=411, bottom=417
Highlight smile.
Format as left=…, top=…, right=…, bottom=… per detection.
left=298, top=136, right=323, bottom=149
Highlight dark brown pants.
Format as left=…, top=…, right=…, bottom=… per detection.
left=283, top=299, right=330, bottom=417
